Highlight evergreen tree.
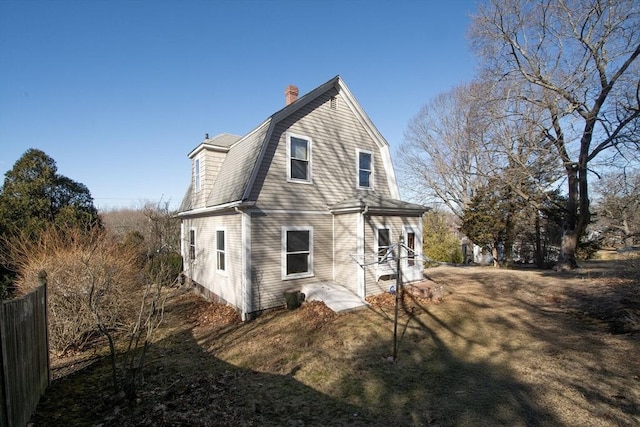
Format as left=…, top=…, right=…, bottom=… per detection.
left=0, top=148, right=100, bottom=296
left=461, top=178, right=528, bottom=267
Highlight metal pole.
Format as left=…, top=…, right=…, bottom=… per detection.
left=392, top=235, right=404, bottom=361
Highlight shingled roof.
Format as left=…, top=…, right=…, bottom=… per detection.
left=329, top=193, right=429, bottom=215
left=179, top=76, right=420, bottom=215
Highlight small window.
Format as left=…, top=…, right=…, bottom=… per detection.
left=282, top=226, right=313, bottom=279
left=287, top=134, right=312, bottom=183
left=357, top=149, right=373, bottom=189
left=194, top=158, right=201, bottom=192
left=189, top=229, right=196, bottom=261
left=377, top=228, right=391, bottom=262
left=406, top=231, right=416, bottom=266
left=216, top=230, right=225, bottom=271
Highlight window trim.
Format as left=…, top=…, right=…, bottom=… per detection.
left=405, top=228, right=417, bottom=267
left=281, top=226, right=314, bottom=280
left=194, top=158, right=201, bottom=193
left=216, top=228, right=226, bottom=274
left=356, top=148, right=374, bottom=190
left=188, top=228, right=196, bottom=261
left=286, top=133, right=313, bottom=184
left=376, top=227, right=392, bottom=263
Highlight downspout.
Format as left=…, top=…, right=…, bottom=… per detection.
left=332, top=214, right=335, bottom=281
left=362, top=205, right=369, bottom=298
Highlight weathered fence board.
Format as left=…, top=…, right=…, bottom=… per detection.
left=0, top=282, right=49, bottom=427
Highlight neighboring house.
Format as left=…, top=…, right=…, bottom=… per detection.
left=178, top=76, right=428, bottom=319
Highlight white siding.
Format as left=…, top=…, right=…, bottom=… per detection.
left=364, top=215, right=424, bottom=296
left=333, top=213, right=360, bottom=295
left=249, top=211, right=333, bottom=312
left=249, top=89, right=393, bottom=210
left=181, top=212, right=243, bottom=309
left=191, top=149, right=227, bottom=209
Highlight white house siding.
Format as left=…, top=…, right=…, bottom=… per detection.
left=181, top=212, right=243, bottom=309
left=332, top=213, right=360, bottom=295
left=190, top=149, right=227, bottom=209
left=249, top=211, right=333, bottom=312
left=364, top=215, right=424, bottom=296
left=249, top=89, right=393, bottom=210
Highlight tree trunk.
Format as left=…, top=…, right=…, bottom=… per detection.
left=576, top=152, right=591, bottom=246
left=535, top=211, right=543, bottom=268
left=556, top=229, right=579, bottom=270
left=492, top=245, right=500, bottom=268
left=557, top=164, right=580, bottom=270
left=503, top=205, right=516, bottom=265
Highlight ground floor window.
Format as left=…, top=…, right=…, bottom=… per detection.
left=216, top=229, right=225, bottom=271
left=282, top=226, right=313, bottom=279
left=377, top=228, right=391, bottom=262
left=406, top=231, right=416, bottom=266
left=189, top=229, right=196, bottom=261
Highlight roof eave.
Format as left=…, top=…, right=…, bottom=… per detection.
left=177, top=200, right=255, bottom=217
left=187, top=143, right=230, bottom=159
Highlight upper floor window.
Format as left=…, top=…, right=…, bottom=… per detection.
left=357, top=149, right=373, bottom=189
left=194, top=158, right=201, bottom=192
left=287, top=134, right=312, bottom=183
left=216, top=229, right=226, bottom=272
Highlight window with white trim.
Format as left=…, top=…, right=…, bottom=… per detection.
left=189, top=229, right=196, bottom=261
left=216, top=229, right=225, bottom=271
left=287, top=134, right=312, bottom=183
left=376, top=228, right=391, bottom=262
left=282, top=226, right=313, bottom=279
left=406, top=231, right=416, bottom=266
left=194, top=158, right=201, bottom=192
left=357, top=149, right=373, bottom=189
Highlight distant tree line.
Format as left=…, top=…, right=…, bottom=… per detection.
left=0, top=148, right=182, bottom=401
left=400, top=0, right=639, bottom=268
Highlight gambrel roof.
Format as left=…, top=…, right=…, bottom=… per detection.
left=179, top=75, right=406, bottom=215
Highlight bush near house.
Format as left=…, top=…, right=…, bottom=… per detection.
left=10, top=226, right=141, bottom=354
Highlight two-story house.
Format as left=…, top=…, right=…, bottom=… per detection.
left=178, top=76, right=428, bottom=320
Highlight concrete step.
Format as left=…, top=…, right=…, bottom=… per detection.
left=300, top=282, right=368, bottom=313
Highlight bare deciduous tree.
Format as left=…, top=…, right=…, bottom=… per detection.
left=470, top=0, right=640, bottom=269
left=593, top=169, right=640, bottom=246
left=399, top=83, right=492, bottom=218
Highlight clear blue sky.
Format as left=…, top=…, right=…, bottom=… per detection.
left=0, top=0, right=478, bottom=210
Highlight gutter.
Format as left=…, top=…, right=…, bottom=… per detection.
left=176, top=200, right=256, bottom=218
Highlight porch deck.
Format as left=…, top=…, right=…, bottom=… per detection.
left=300, top=282, right=369, bottom=313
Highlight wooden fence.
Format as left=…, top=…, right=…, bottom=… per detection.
left=0, top=274, right=50, bottom=427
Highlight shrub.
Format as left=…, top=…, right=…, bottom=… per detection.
left=146, top=251, right=183, bottom=286
left=423, top=211, right=463, bottom=263
left=11, top=226, right=142, bottom=354
left=577, top=239, right=601, bottom=260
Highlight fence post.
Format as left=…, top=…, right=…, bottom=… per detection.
left=0, top=272, right=50, bottom=427
left=38, top=270, right=51, bottom=387
left=0, top=293, right=7, bottom=427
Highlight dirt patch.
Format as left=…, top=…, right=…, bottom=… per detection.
left=298, top=300, right=338, bottom=329
left=366, top=279, right=446, bottom=309
left=33, top=260, right=640, bottom=426
left=187, top=296, right=242, bottom=327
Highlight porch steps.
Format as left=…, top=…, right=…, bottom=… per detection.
left=300, top=282, right=369, bottom=313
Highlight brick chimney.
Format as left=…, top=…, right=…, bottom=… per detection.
left=285, top=84, right=299, bottom=105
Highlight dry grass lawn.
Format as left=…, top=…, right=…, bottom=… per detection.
left=32, top=257, right=639, bottom=426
